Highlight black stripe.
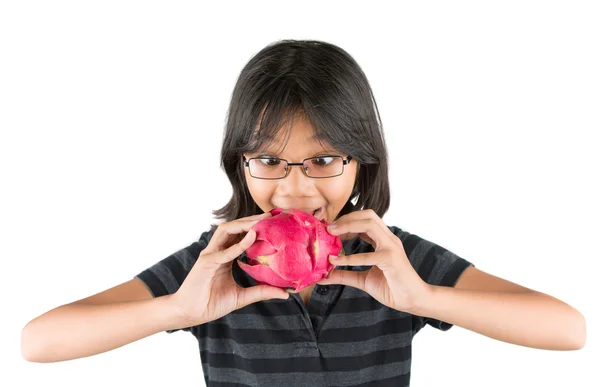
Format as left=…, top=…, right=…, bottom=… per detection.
left=319, top=316, right=411, bottom=343
left=199, top=322, right=312, bottom=344
left=231, top=295, right=385, bottom=317
left=165, top=253, right=187, bottom=287
left=136, top=239, right=207, bottom=298
left=135, top=270, right=168, bottom=297
left=232, top=259, right=255, bottom=288
left=312, top=293, right=382, bottom=314
left=411, top=314, right=425, bottom=335
left=311, top=315, right=322, bottom=329
left=424, top=317, right=452, bottom=331
left=200, top=346, right=411, bottom=373
left=390, top=227, right=409, bottom=244
left=230, top=298, right=302, bottom=316
left=440, top=257, right=473, bottom=287
left=400, top=233, right=421, bottom=257
left=204, top=381, right=254, bottom=387
left=199, top=315, right=411, bottom=344
left=185, top=240, right=205, bottom=261
left=343, top=235, right=364, bottom=255
left=340, top=373, right=411, bottom=387
left=416, top=245, right=437, bottom=283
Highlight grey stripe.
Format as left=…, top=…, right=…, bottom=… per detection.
left=408, top=238, right=434, bottom=271
left=215, top=314, right=307, bottom=330
left=205, top=361, right=410, bottom=386
left=200, top=332, right=411, bottom=359
left=148, top=247, right=196, bottom=293
left=428, top=250, right=460, bottom=285
left=200, top=339, right=317, bottom=359
left=149, top=262, right=179, bottom=293
left=173, top=247, right=196, bottom=273
left=218, top=306, right=406, bottom=330
left=314, top=331, right=412, bottom=357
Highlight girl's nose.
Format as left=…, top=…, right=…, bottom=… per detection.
left=280, top=163, right=313, bottom=194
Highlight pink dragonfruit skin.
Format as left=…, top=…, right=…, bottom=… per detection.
left=237, top=208, right=342, bottom=292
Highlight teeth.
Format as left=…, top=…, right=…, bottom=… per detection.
left=313, top=207, right=324, bottom=220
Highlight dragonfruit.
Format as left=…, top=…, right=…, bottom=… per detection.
left=237, top=208, right=343, bottom=292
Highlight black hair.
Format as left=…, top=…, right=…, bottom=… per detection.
left=211, top=39, right=390, bottom=231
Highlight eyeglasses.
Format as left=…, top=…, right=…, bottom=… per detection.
left=243, top=155, right=353, bottom=180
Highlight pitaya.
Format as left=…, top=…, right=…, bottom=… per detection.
left=237, top=208, right=343, bottom=292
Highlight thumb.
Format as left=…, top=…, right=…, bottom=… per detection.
left=318, top=269, right=367, bottom=291
left=236, top=285, right=289, bottom=309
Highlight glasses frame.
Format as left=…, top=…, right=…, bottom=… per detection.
left=243, top=155, right=353, bottom=180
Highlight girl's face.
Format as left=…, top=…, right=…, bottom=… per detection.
left=243, top=116, right=357, bottom=224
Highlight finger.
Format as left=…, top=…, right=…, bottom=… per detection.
left=236, top=285, right=290, bottom=309
left=335, top=232, right=359, bottom=241
left=213, top=228, right=257, bottom=265
left=329, top=209, right=396, bottom=243
left=328, top=252, right=387, bottom=267
left=317, top=269, right=368, bottom=291
left=205, top=214, right=268, bottom=254
left=332, top=208, right=373, bottom=221
left=327, top=218, right=384, bottom=249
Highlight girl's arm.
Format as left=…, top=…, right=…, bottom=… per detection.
left=413, top=266, right=586, bottom=350
left=320, top=211, right=586, bottom=351
left=21, top=278, right=187, bottom=363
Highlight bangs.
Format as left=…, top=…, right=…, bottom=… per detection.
left=242, top=90, right=333, bottom=156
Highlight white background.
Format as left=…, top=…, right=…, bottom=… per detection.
left=2, top=1, right=598, bottom=386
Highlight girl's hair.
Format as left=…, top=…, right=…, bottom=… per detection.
left=212, top=39, right=390, bottom=230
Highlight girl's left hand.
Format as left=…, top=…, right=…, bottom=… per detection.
left=318, top=209, right=431, bottom=313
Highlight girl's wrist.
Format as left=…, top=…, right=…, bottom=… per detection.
left=161, top=293, right=200, bottom=331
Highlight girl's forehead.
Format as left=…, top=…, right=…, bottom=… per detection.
left=248, top=108, right=343, bottom=157
left=252, top=117, right=334, bottom=152
left=256, top=135, right=337, bottom=156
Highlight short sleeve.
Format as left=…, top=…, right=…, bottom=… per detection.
left=135, top=230, right=213, bottom=333
left=389, top=226, right=474, bottom=333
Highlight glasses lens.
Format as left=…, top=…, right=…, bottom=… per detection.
left=249, top=158, right=287, bottom=179
left=304, top=156, right=343, bottom=178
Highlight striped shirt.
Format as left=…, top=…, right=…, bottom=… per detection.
left=136, top=225, right=473, bottom=386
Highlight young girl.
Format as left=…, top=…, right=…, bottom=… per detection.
left=22, top=39, right=586, bottom=386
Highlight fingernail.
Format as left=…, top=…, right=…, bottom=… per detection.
left=328, top=223, right=337, bottom=229
left=329, top=254, right=339, bottom=260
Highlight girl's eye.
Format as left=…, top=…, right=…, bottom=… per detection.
left=258, top=157, right=281, bottom=166
left=311, top=156, right=335, bottom=166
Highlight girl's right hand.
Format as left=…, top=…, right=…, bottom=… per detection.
left=170, top=212, right=289, bottom=327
